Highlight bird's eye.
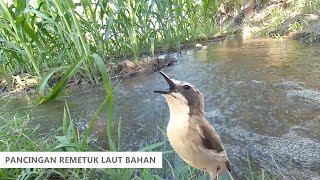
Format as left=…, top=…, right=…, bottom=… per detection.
left=183, top=85, right=190, bottom=90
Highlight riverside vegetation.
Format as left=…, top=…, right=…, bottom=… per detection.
left=0, top=0, right=233, bottom=96
left=0, top=0, right=318, bottom=179
left=242, top=0, right=320, bottom=42
left=0, top=102, right=278, bottom=179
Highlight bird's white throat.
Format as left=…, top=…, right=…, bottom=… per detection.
left=163, top=92, right=190, bottom=133
left=164, top=92, right=195, bottom=165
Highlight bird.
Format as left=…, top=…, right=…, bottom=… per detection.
left=154, top=71, right=231, bottom=180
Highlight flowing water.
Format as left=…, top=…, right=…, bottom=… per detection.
left=2, top=37, right=320, bottom=179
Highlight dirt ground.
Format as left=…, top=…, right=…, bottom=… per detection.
left=237, top=0, right=320, bottom=43
left=0, top=56, right=176, bottom=95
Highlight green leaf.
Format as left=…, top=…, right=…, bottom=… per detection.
left=142, top=173, right=157, bottom=180
left=104, top=169, right=120, bottom=178
left=53, top=143, right=79, bottom=150
left=22, top=21, right=44, bottom=50
left=38, top=66, right=68, bottom=95
left=117, top=118, right=122, bottom=151
left=138, top=141, right=165, bottom=152
left=53, top=136, right=78, bottom=151
left=104, top=12, right=115, bottom=44
left=26, top=8, right=69, bottom=34
left=63, top=106, right=68, bottom=136
left=91, top=53, right=109, bottom=92
left=81, top=96, right=109, bottom=150
left=15, top=0, right=26, bottom=16
left=38, top=56, right=86, bottom=104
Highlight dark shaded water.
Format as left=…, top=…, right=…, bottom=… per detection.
left=2, top=37, right=320, bottom=179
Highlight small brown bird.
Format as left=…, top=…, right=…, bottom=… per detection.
left=154, top=71, right=231, bottom=180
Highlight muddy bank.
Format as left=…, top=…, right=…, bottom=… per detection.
left=0, top=56, right=176, bottom=95
left=0, top=33, right=229, bottom=95
left=236, top=0, right=320, bottom=43
left=292, top=18, right=320, bottom=43
left=270, top=13, right=320, bottom=43
left=108, top=56, right=175, bottom=78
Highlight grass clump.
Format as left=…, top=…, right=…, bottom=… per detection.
left=0, top=114, right=48, bottom=152
left=0, top=114, right=50, bottom=179
left=243, top=0, right=320, bottom=39
left=302, top=0, right=320, bottom=14
left=0, top=106, right=161, bottom=179
left=0, top=111, right=281, bottom=179
left=261, top=8, right=287, bottom=36
left=245, top=154, right=280, bottom=180
left=0, top=0, right=244, bottom=97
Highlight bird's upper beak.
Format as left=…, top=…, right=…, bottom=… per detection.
left=154, top=71, right=175, bottom=94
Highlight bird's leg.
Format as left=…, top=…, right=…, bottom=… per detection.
left=216, top=167, right=220, bottom=180
left=209, top=171, right=218, bottom=180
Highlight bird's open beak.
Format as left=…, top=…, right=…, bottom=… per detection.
left=154, top=71, right=175, bottom=94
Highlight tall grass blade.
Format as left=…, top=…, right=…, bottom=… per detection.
left=117, top=117, right=122, bottom=151
left=38, top=66, right=68, bottom=95
left=63, top=106, right=68, bottom=136
left=91, top=53, right=110, bottom=92
left=38, top=56, right=86, bottom=104
left=138, top=141, right=165, bottom=152
left=81, top=96, right=109, bottom=150
left=106, top=88, right=114, bottom=151
left=91, top=53, right=115, bottom=151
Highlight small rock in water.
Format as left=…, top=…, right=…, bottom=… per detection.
left=287, top=89, right=320, bottom=103
left=235, top=81, right=245, bottom=86
left=251, top=80, right=265, bottom=84
left=273, top=81, right=305, bottom=89
left=109, top=56, right=176, bottom=78
left=124, top=60, right=135, bottom=68
left=195, top=43, right=202, bottom=48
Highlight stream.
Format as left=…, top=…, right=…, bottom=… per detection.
left=1, top=37, right=320, bottom=179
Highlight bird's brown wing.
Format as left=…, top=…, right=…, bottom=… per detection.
left=226, top=159, right=231, bottom=172
left=199, top=120, right=231, bottom=172
left=199, top=120, right=224, bottom=153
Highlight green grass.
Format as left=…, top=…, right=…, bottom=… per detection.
left=243, top=0, right=319, bottom=39
left=288, top=20, right=309, bottom=32
left=259, top=8, right=288, bottom=36
left=0, top=110, right=280, bottom=180
left=0, top=114, right=50, bottom=179
left=301, top=0, right=320, bottom=14
left=0, top=0, right=232, bottom=97
left=245, top=154, right=279, bottom=180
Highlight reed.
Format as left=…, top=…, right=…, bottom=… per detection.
left=0, top=0, right=238, bottom=97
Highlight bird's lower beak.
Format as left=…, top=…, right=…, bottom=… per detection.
left=154, top=71, right=175, bottom=94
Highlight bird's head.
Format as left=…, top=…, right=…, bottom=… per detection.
left=154, top=71, right=204, bottom=114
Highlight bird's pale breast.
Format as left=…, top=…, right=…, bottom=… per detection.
left=167, top=115, right=228, bottom=173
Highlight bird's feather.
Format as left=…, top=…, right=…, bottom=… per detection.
left=197, top=117, right=232, bottom=172
left=226, top=159, right=231, bottom=172
left=199, top=120, right=224, bottom=153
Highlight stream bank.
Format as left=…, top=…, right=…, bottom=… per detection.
left=237, top=0, right=320, bottom=43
